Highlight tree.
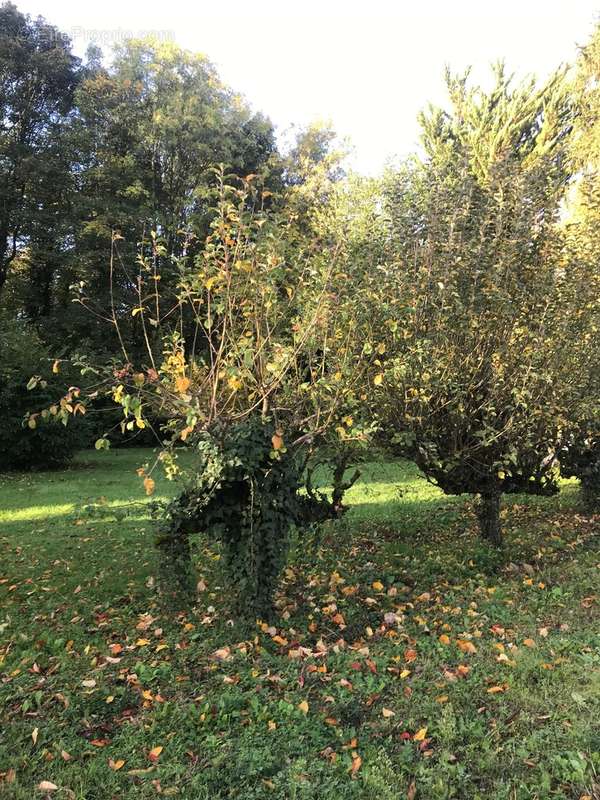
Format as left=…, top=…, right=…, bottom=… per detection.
left=46, top=171, right=375, bottom=614
left=65, top=38, right=278, bottom=354
left=556, top=23, right=600, bottom=511
left=377, top=65, right=579, bottom=545
left=0, top=2, right=79, bottom=295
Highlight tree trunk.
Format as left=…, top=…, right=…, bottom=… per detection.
left=476, top=489, right=503, bottom=546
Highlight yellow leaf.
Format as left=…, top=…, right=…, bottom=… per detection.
left=382, top=707, right=395, bottom=718
left=180, top=425, right=194, bottom=441
left=413, top=727, right=427, bottom=741
left=372, top=581, right=384, bottom=591
left=135, top=638, right=151, bottom=647
left=52, top=359, right=60, bottom=374
left=28, top=416, right=37, bottom=429
left=109, top=758, right=125, bottom=771
left=267, top=720, right=277, bottom=731
left=487, top=685, right=506, bottom=694
left=373, top=373, right=384, bottom=386
left=436, top=694, right=449, bottom=704
left=31, top=727, right=39, bottom=745
left=176, top=376, right=190, bottom=394
left=298, top=700, right=309, bottom=714
left=143, top=477, right=155, bottom=496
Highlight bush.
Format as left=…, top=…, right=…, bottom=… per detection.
left=0, top=319, right=86, bottom=470
left=560, top=428, right=600, bottom=512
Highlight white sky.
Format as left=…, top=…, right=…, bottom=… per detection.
left=15, top=0, right=600, bottom=174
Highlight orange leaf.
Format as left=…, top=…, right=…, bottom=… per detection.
left=176, top=376, right=190, bottom=394
left=457, top=639, right=477, bottom=654
left=109, top=758, right=125, bottom=770
left=350, top=752, right=362, bottom=776
left=487, top=684, right=507, bottom=694
left=298, top=700, right=309, bottom=714
left=413, top=727, right=427, bottom=741
left=143, top=476, right=155, bottom=496
left=438, top=634, right=451, bottom=645
left=148, top=746, right=163, bottom=762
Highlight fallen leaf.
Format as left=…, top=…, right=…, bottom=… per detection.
left=148, top=746, right=163, bottom=762
left=350, top=751, right=362, bottom=776
left=298, top=700, right=309, bottom=714
left=457, top=639, right=477, bottom=654
left=211, top=647, right=232, bottom=661
left=37, top=781, right=58, bottom=792
left=109, top=758, right=125, bottom=770
left=413, top=727, right=428, bottom=741
left=31, top=727, right=39, bottom=745
left=382, top=707, right=395, bottom=718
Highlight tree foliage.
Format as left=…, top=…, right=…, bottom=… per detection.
left=377, top=65, right=583, bottom=544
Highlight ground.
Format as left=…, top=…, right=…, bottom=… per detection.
left=1, top=449, right=599, bottom=800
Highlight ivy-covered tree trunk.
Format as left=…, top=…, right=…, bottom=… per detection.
left=476, top=489, right=503, bottom=546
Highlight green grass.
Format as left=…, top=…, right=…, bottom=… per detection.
left=1, top=449, right=600, bottom=799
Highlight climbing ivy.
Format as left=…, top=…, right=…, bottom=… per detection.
left=156, top=417, right=336, bottom=616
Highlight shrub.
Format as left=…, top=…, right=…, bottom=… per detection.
left=0, top=318, right=86, bottom=470
left=560, top=428, right=600, bottom=512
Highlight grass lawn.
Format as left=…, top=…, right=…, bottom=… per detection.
left=1, top=449, right=600, bottom=799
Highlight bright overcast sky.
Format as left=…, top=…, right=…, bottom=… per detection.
left=14, top=0, right=600, bottom=174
